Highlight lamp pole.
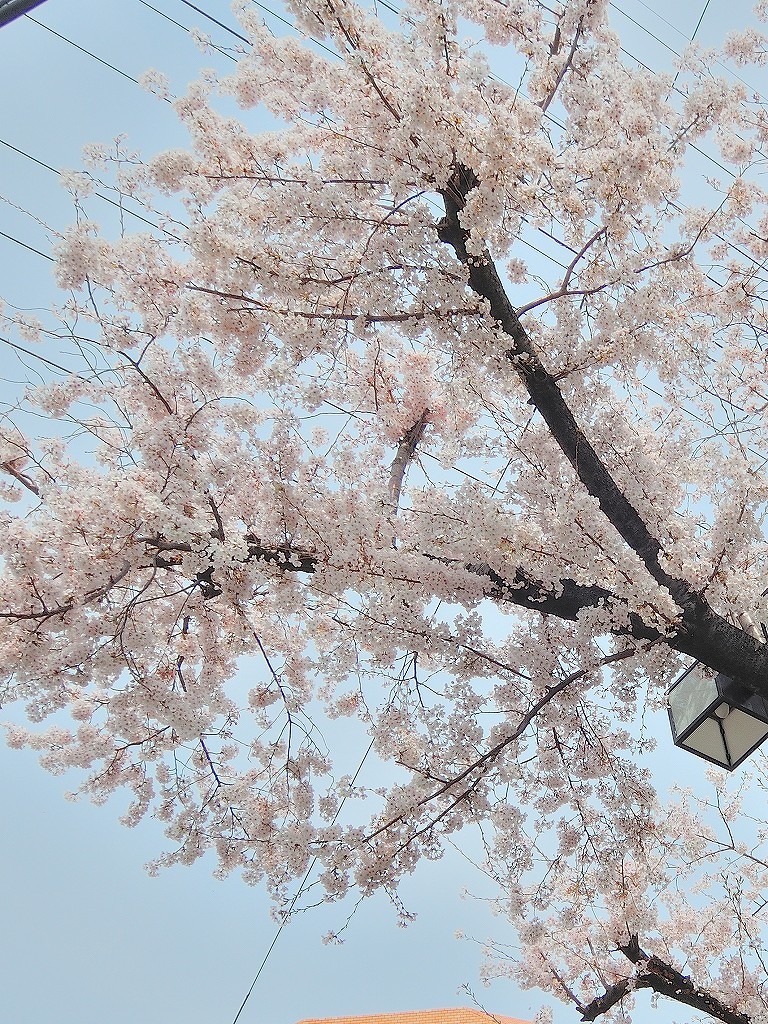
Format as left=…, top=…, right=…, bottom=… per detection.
left=0, top=0, right=50, bottom=29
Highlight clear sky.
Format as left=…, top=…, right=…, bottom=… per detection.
left=0, top=2, right=761, bottom=1023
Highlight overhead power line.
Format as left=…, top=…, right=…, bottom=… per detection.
left=229, top=736, right=376, bottom=1024
left=0, top=0, right=48, bottom=29
left=134, top=0, right=237, bottom=62
left=177, top=0, right=250, bottom=45
left=26, top=14, right=148, bottom=90
left=0, top=229, right=53, bottom=260
left=0, top=138, right=184, bottom=240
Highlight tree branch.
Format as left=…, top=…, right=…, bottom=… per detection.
left=579, top=935, right=751, bottom=1024
left=436, top=162, right=768, bottom=696
left=364, top=647, right=638, bottom=847
left=539, top=16, right=584, bottom=114
left=1, top=460, right=40, bottom=496
left=579, top=977, right=634, bottom=1021
left=142, top=533, right=618, bottom=622
left=388, top=409, right=429, bottom=512
left=106, top=522, right=768, bottom=690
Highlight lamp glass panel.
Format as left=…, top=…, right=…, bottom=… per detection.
left=722, top=710, right=768, bottom=765
left=668, top=668, right=718, bottom=737
left=681, top=718, right=729, bottom=766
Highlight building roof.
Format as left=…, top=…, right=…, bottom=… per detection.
left=297, top=1010, right=529, bottom=1024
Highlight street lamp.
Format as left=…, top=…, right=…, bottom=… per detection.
left=0, top=1, right=50, bottom=30
left=668, top=662, right=768, bottom=769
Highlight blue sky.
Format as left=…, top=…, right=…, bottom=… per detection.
left=0, top=1, right=762, bottom=1023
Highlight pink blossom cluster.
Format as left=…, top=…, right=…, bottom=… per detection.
left=4, top=1, right=768, bottom=1020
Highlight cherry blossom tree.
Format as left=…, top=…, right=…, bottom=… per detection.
left=5, top=0, right=768, bottom=1020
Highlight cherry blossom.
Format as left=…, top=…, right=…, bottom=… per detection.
left=4, top=1, right=768, bottom=1021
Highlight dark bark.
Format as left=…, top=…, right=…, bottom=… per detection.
left=145, top=522, right=768, bottom=693
left=436, top=163, right=768, bottom=697
left=579, top=935, right=750, bottom=1024
left=438, top=166, right=669, bottom=593
left=161, top=536, right=618, bottom=622
left=238, top=542, right=768, bottom=677
left=457, top=560, right=615, bottom=621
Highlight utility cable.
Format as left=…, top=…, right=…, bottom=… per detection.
left=135, top=0, right=237, bottom=62
left=9, top=0, right=762, bottom=329
left=611, top=0, right=762, bottom=102
left=690, top=0, right=713, bottom=44
left=0, top=335, right=79, bottom=376
left=0, top=138, right=184, bottom=241
left=229, top=735, right=376, bottom=1024
left=0, top=137, right=57, bottom=176
left=12, top=0, right=754, bottom=265
left=0, top=229, right=53, bottom=261
left=250, top=0, right=343, bottom=59
left=25, top=15, right=152, bottom=92
left=667, top=0, right=712, bottom=96
left=177, top=0, right=250, bottom=44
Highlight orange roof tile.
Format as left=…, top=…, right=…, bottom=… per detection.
left=297, top=1009, right=529, bottom=1024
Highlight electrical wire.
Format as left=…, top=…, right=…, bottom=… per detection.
left=250, top=0, right=342, bottom=59
left=690, top=0, right=713, bottom=44
left=0, top=137, right=183, bottom=241
left=25, top=15, right=155, bottom=93
left=0, top=137, right=58, bottom=176
left=0, top=229, right=53, bottom=261
left=664, top=0, right=713, bottom=95
left=177, top=0, right=251, bottom=43
left=229, top=736, right=376, bottom=1024
left=134, top=0, right=238, bottom=61
left=613, top=0, right=763, bottom=101
left=0, top=335, right=79, bottom=376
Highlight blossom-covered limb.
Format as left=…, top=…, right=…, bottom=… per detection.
left=146, top=532, right=768, bottom=679
left=579, top=935, right=751, bottom=1024
left=135, top=532, right=618, bottom=620
left=365, top=646, right=638, bottom=847
left=437, top=162, right=768, bottom=693
left=388, top=410, right=430, bottom=512
left=1, top=460, right=40, bottom=496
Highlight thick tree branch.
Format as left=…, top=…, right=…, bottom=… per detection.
left=436, top=163, right=768, bottom=696
left=139, top=533, right=618, bottom=623
left=388, top=409, right=429, bottom=511
left=579, top=935, right=751, bottom=1024
left=225, top=539, right=768, bottom=681
left=438, top=164, right=677, bottom=593
left=539, top=16, right=584, bottom=114
left=132, top=530, right=768, bottom=688
left=142, top=532, right=681, bottom=653
left=579, top=977, right=634, bottom=1021
left=1, top=460, right=40, bottom=496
